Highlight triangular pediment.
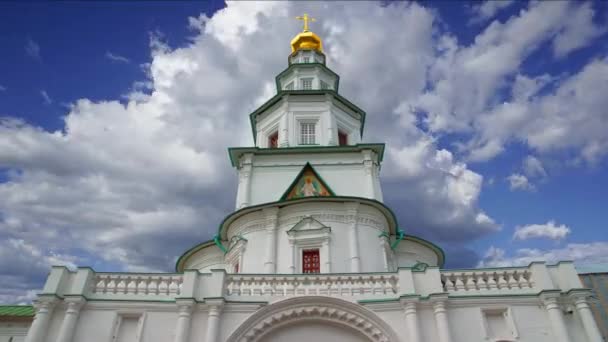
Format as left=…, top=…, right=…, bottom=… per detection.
left=280, top=163, right=335, bottom=201
left=287, top=216, right=330, bottom=236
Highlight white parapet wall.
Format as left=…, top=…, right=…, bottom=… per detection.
left=20, top=261, right=602, bottom=342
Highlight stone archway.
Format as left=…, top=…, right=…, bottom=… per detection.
left=226, top=296, right=400, bottom=342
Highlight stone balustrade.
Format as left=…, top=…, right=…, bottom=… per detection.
left=225, top=273, right=398, bottom=299
left=441, top=267, right=534, bottom=293
left=39, top=262, right=581, bottom=302
left=90, top=273, right=183, bottom=298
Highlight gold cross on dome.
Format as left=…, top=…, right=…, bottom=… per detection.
left=296, top=13, right=316, bottom=32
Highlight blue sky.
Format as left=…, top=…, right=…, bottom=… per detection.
left=1, top=1, right=608, bottom=303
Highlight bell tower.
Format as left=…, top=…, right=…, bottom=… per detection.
left=231, top=15, right=382, bottom=208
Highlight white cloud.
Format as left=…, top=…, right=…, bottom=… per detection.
left=25, top=38, right=41, bottom=59
left=478, top=242, right=608, bottom=267
left=404, top=2, right=607, bottom=164
left=506, top=173, right=534, bottom=191
left=470, top=0, right=514, bottom=24
left=552, top=2, right=606, bottom=58
left=105, top=51, right=130, bottom=63
left=522, top=155, right=546, bottom=178
left=40, top=90, right=52, bottom=105
left=513, top=220, right=571, bottom=241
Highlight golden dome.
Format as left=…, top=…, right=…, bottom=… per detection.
left=291, top=13, right=323, bottom=53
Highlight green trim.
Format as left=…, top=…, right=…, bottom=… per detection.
left=214, top=234, right=227, bottom=254
left=390, top=229, right=405, bottom=249
left=248, top=90, right=366, bottom=143
left=0, top=305, right=34, bottom=317
left=400, top=235, right=446, bottom=268
left=279, top=162, right=336, bottom=201
left=227, top=143, right=386, bottom=168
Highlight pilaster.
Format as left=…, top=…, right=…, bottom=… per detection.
left=345, top=202, right=361, bottom=272
left=569, top=291, right=603, bottom=342
left=204, top=299, right=224, bottom=342
left=263, top=207, right=280, bottom=273
left=25, top=296, right=58, bottom=342
left=173, top=299, right=195, bottom=342
left=541, top=291, right=571, bottom=342
left=401, top=297, right=421, bottom=342
left=430, top=294, right=452, bottom=342
left=55, top=296, right=85, bottom=342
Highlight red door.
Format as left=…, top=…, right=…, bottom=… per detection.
left=302, top=249, right=320, bottom=273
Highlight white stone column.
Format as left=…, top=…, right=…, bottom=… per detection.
left=431, top=296, right=452, bottom=342
left=345, top=202, right=361, bottom=272
left=362, top=150, right=376, bottom=199
left=326, top=106, right=337, bottom=146
left=288, top=239, right=296, bottom=274
left=204, top=301, right=224, bottom=342
left=263, top=208, right=279, bottom=274
left=235, top=154, right=253, bottom=209
left=322, top=238, right=332, bottom=273
left=401, top=299, right=421, bottom=342
left=173, top=300, right=194, bottom=342
left=55, top=297, right=85, bottom=342
left=542, top=293, right=571, bottom=342
left=279, top=114, right=289, bottom=147
left=25, top=297, right=57, bottom=342
left=570, top=293, right=602, bottom=342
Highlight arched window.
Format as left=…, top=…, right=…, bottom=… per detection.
left=269, top=131, right=279, bottom=148
left=338, top=131, right=348, bottom=146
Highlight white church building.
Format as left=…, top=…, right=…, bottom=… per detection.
left=7, top=16, right=605, bottom=342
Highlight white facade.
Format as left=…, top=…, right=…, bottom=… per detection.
left=13, top=25, right=604, bottom=342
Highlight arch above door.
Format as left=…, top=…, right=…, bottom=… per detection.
left=225, top=296, right=399, bottom=342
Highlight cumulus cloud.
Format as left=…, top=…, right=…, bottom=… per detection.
left=105, top=51, right=130, bottom=63
left=478, top=242, right=608, bottom=268
left=552, top=2, right=606, bottom=58
left=25, top=38, right=41, bottom=59
left=404, top=1, right=607, bottom=163
left=469, top=0, right=514, bottom=25
left=513, top=220, right=571, bottom=241
left=507, top=173, right=534, bottom=191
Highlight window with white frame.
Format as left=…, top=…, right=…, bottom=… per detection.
left=301, top=78, right=312, bottom=90
left=300, top=122, right=316, bottom=145
left=303, top=57, right=310, bottom=63
left=285, top=82, right=294, bottom=90
left=320, top=80, right=329, bottom=90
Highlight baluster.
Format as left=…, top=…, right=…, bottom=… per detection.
left=475, top=273, right=487, bottom=290
left=487, top=272, right=498, bottom=290
left=522, top=270, right=533, bottom=288
left=507, top=271, right=519, bottom=289
left=137, top=277, right=148, bottom=294
left=147, top=277, right=158, bottom=295
left=168, top=276, right=179, bottom=295
left=443, top=274, right=455, bottom=291
left=116, top=277, right=127, bottom=294
left=127, top=276, right=137, bottom=294
left=158, top=277, right=169, bottom=295
left=497, top=272, right=508, bottom=289
left=106, top=276, right=117, bottom=294
left=454, top=273, right=466, bottom=291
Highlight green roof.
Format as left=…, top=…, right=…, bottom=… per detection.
left=0, top=305, right=34, bottom=317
